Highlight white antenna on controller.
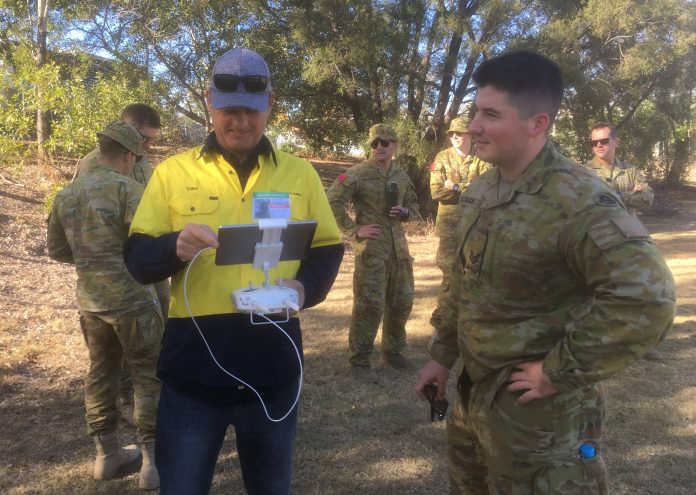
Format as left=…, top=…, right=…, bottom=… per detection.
left=253, top=218, right=287, bottom=289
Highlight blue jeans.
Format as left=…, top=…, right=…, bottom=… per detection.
left=156, top=382, right=298, bottom=495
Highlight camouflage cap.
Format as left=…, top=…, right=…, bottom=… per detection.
left=97, top=121, right=145, bottom=156
left=367, top=123, right=398, bottom=145
left=446, top=116, right=471, bottom=134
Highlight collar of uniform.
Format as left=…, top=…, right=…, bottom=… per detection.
left=506, top=140, right=558, bottom=196
left=587, top=156, right=625, bottom=170
left=198, top=132, right=278, bottom=166
left=92, top=159, right=125, bottom=176
left=365, top=156, right=396, bottom=174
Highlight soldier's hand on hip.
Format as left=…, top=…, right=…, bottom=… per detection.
left=506, top=360, right=558, bottom=405
left=356, top=224, right=382, bottom=239
left=176, top=223, right=219, bottom=262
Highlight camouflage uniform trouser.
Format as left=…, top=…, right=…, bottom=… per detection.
left=120, top=279, right=169, bottom=400
left=447, top=372, right=608, bottom=494
left=80, top=303, right=163, bottom=442
left=430, top=233, right=458, bottom=328
left=348, top=250, right=414, bottom=365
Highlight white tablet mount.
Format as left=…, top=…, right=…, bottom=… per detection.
left=232, top=218, right=300, bottom=321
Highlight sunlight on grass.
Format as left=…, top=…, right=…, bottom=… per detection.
left=363, top=456, right=436, bottom=480
left=0, top=320, right=43, bottom=369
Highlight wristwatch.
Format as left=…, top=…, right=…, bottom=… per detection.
left=453, top=183, right=460, bottom=193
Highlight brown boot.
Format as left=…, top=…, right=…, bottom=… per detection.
left=93, top=432, right=141, bottom=480
left=382, top=352, right=417, bottom=371
left=139, top=441, right=159, bottom=490
left=643, top=348, right=665, bottom=361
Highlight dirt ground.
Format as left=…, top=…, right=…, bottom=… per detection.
left=0, top=161, right=695, bottom=495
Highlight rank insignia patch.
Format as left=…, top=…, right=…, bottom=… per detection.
left=595, top=192, right=619, bottom=207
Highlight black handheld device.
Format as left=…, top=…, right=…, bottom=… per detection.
left=423, top=383, right=449, bottom=422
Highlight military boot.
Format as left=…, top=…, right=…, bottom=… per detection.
left=93, top=432, right=141, bottom=480
left=139, top=441, right=159, bottom=490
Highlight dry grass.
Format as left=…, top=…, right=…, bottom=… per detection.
left=1, top=163, right=695, bottom=494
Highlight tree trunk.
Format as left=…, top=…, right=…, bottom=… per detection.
left=666, top=132, right=691, bottom=186
left=35, top=0, right=50, bottom=161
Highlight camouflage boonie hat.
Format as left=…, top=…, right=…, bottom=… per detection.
left=447, top=117, right=470, bottom=134
left=367, top=124, right=398, bottom=145
left=97, top=121, right=145, bottom=156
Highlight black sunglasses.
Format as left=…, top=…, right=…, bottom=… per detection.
left=590, top=138, right=611, bottom=147
left=137, top=130, right=154, bottom=144
left=213, top=74, right=269, bottom=93
left=370, top=139, right=393, bottom=149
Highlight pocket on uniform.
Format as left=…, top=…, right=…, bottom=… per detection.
left=169, top=194, right=220, bottom=231
left=490, top=389, right=556, bottom=452
left=538, top=457, right=603, bottom=494
left=131, top=308, right=164, bottom=360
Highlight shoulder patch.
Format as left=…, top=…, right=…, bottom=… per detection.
left=337, top=173, right=348, bottom=183
left=595, top=192, right=619, bottom=207
left=612, top=217, right=650, bottom=238
left=429, top=162, right=436, bottom=172
left=587, top=216, right=651, bottom=251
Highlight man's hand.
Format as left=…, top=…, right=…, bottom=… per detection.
left=276, top=278, right=305, bottom=316
left=506, top=360, right=558, bottom=405
left=415, top=359, right=451, bottom=401
left=176, top=223, right=219, bottom=262
left=633, top=184, right=643, bottom=192
left=444, top=179, right=455, bottom=191
left=389, top=206, right=408, bottom=219
left=355, top=224, right=382, bottom=239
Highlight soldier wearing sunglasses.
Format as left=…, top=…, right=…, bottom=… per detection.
left=428, top=116, right=491, bottom=329
left=327, top=124, right=420, bottom=383
left=585, top=122, right=654, bottom=217
left=586, top=123, right=665, bottom=361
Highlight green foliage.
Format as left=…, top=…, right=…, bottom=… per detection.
left=389, top=118, right=436, bottom=211
left=0, top=43, right=161, bottom=159
left=43, top=178, right=68, bottom=214
left=0, top=0, right=695, bottom=190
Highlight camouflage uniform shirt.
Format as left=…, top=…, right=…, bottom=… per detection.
left=75, top=147, right=154, bottom=185
left=47, top=163, right=157, bottom=312
left=430, top=147, right=490, bottom=235
left=430, top=142, right=675, bottom=392
left=585, top=157, right=654, bottom=215
left=327, top=157, right=419, bottom=260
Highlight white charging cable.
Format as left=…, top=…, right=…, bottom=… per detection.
left=182, top=247, right=303, bottom=422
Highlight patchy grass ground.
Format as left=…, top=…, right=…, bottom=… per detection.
left=0, top=158, right=694, bottom=494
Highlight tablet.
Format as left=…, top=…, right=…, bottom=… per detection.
left=215, top=220, right=318, bottom=266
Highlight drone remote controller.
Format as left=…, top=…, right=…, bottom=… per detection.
left=233, top=285, right=299, bottom=314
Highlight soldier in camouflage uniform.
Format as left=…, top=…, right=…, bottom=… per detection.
left=47, top=121, right=162, bottom=490
left=74, top=104, right=168, bottom=421
left=73, top=104, right=170, bottom=320
left=416, top=51, right=675, bottom=494
left=328, top=124, right=419, bottom=382
left=585, top=122, right=654, bottom=217
left=585, top=122, right=665, bottom=361
left=429, top=116, right=491, bottom=328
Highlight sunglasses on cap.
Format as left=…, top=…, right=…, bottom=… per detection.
left=370, top=139, right=393, bottom=149
left=213, top=74, right=269, bottom=93
left=590, top=138, right=611, bottom=147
